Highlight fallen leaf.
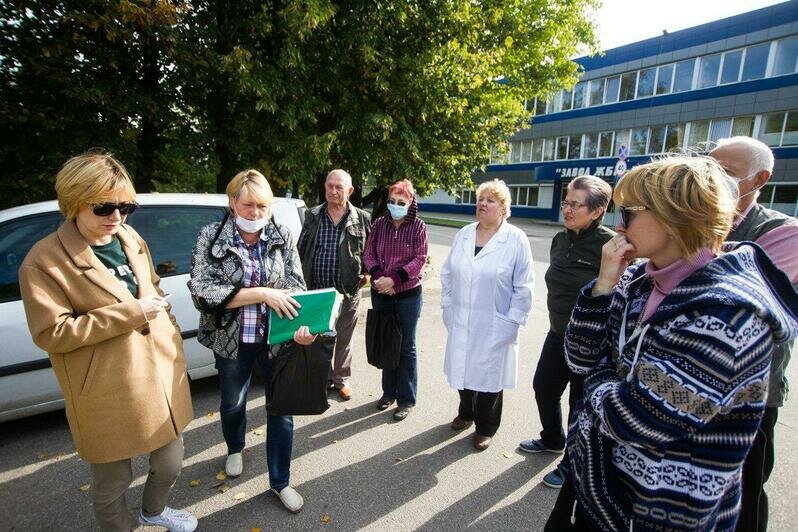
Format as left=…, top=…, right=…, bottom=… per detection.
left=502, top=451, right=512, bottom=459
left=36, top=452, right=47, bottom=460
left=217, top=484, right=231, bottom=493
left=367, top=393, right=373, bottom=397
left=79, top=483, right=90, bottom=492
left=233, top=492, right=246, bottom=500
left=252, top=528, right=262, bottom=532
left=216, top=470, right=227, bottom=481
left=189, top=479, right=201, bottom=487
left=252, top=428, right=264, bottom=436
left=332, top=439, right=338, bottom=444
left=206, top=412, right=215, bottom=418
left=210, top=481, right=225, bottom=489
left=320, top=514, right=332, bottom=524
left=344, top=407, right=350, bottom=411
left=395, top=457, right=404, bottom=462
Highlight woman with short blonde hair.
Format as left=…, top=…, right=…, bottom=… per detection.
left=545, top=155, right=798, bottom=530
left=19, top=152, right=197, bottom=531
left=475, top=179, right=512, bottom=219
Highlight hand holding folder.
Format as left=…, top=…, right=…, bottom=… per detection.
left=267, top=288, right=341, bottom=345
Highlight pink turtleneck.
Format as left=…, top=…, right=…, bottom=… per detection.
left=641, top=248, right=715, bottom=322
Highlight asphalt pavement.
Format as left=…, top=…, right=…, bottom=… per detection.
left=0, top=219, right=796, bottom=531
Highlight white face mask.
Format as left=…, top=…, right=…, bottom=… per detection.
left=235, top=215, right=269, bottom=233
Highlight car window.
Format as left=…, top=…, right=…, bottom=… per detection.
left=0, top=212, right=65, bottom=301
left=126, top=206, right=226, bottom=277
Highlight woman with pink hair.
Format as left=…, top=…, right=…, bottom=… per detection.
left=363, top=179, right=428, bottom=421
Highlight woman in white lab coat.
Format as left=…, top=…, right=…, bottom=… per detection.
left=441, top=179, right=534, bottom=450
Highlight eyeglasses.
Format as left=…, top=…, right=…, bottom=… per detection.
left=91, top=202, right=139, bottom=216
left=560, top=201, right=586, bottom=211
left=618, top=205, right=647, bottom=227
left=387, top=199, right=408, bottom=207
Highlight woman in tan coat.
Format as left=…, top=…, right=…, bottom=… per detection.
left=19, top=153, right=197, bottom=532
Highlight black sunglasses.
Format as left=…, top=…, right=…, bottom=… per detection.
left=91, top=202, right=139, bottom=216
left=618, top=205, right=647, bottom=227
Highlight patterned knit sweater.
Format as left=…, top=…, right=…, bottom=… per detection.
left=565, top=243, right=798, bottom=531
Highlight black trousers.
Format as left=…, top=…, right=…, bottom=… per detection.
left=458, top=389, right=503, bottom=437
left=544, top=473, right=587, bottom=531
left=533, top=330, right=584, bottom=450
left=736, top=406, right=779, bottom=532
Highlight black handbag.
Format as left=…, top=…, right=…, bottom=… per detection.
left=365, top=308, right=402, bottom=370
left=268, top=338, right=333, bottom=416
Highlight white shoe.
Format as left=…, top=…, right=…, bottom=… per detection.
left=139, top=506, right=198, bottom=532
left=225, top=452, right=243, bottom=477
left=272, top=485, right=304, bottom=513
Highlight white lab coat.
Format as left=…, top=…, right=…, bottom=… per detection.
left=441, top=221, right=534, bottom=392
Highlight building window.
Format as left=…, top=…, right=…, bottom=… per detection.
left=673, top=59, right=696, bottom=92
left=555, top=137, right=569, bottom=160
left=531, top=140, right=543, bottom=162
left=664, top=124, right=685, bottom=151
left=709, top=118, right=733, bottom=143
left=605, top=76, right=620, bottom=103
left=759, top=112, right=785, bottom=146
left=649, top=125, right=667, bottom=153
left=583, top=132, right=598, bottom=158
left=720, top=49, right=743, bottom=84
left=526, top=186, right=540, bottom=206
left=688, top=120, right=710, bottom=148
left=698, top=53, right=721, bottom=88
left=572, top=81, right=586, bottom=109
left=772, top=184, right=798, bottom=215
left=589, top=79, right=604, bottom=106
left=561, top=88, right=573, bottom=111
left=783, top=111, right=798, bottom=146
left=614, top=129, right=631, bottom=155
left=568, top=134, right=582, bottom=159
left=636, top=67, right=656, bottom=98
left=520, top=140, right=533, bottom=162
left=731, top=115, right=755, bottom=137
left=629, top=127, right=649, bottom=155
left=773, top=36, right=798, bottom=76
left=542, top=138, right=555, bottom=161
left=457, top=190, right=476, bottom=204
left=619, top=72, right=636, bottom=101
left=598, top=131, right=615, bottom=157
left=534, top=97, right=547, bottom=116
left=656, top=64, right=674, bottom=95
left=741, top=42, right=769, bottom=81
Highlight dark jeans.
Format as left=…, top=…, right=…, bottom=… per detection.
left=533, top=330, right=583, bottom=451
left=371, top=292, right=422, bottom=408
left=736, top=406, right=779, bottom=532
left=458, top=389, right=503, bottom=437
left=545, top=473, right=587, bottom=531
left=215, top=342, right=293, bottom=491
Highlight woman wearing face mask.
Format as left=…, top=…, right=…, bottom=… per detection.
left=187, top=169, right=315, bottom=514
left=363, top=179, right=428, bottom=420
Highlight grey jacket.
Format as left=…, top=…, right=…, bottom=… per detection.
left=298, top=202, right=371, bottom=296
left=187, top=214, right=306, bottom=358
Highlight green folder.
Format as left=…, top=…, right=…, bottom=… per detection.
left=267, top=287, right=341, bottom=345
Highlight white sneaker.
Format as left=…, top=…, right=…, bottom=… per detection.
left=139, top=507, right=198, bottom=532
left=272, top=485, right=304, bottom=513
left=225, top=452, right=243, bottom=477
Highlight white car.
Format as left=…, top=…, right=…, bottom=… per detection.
left=0, top=193, right=306, bottom=422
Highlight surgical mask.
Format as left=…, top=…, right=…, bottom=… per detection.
left=235, top=215, right=269, bottom=233
left=387, top=203, right=408, bottom=220
left=730, top=171, right=756, bottom=185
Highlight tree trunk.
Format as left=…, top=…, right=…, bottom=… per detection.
left=135, top=10, right=160, bottom=193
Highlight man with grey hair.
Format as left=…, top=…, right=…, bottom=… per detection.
left=710, top=137, right=798, bottom=532
left=298, top=169, right=371, bottom=400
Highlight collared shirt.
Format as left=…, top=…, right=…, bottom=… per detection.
left=233, top=229, right=268, bottom=344
left=311, top=208, right=348, bottom=291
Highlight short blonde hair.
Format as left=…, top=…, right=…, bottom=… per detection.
left=226, top=169, right=274, bottom=204
left=54, top=152, right=136, bottom=220
left=476, top=179, right=512, bottom=219
left=614, top=155, right=735, bottom=257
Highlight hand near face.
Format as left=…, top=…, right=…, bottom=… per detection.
left=293, top=325, right=317, bottom=345
left=592, top=235, right=636, bottom=296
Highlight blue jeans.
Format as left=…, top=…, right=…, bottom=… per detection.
left=371, top=292, right=422, bottom=407
left=215, top=342, right=293, bottom=491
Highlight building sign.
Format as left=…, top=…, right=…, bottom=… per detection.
left=554, top=165, right=618, bottom=178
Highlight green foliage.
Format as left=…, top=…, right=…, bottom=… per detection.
left=0, top=0, right=598, bottom=209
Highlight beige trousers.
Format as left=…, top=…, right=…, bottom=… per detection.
left=90, top=436, right=184, bottom=532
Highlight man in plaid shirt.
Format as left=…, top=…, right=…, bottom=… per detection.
left=298, top=169, right=371, bottom=400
